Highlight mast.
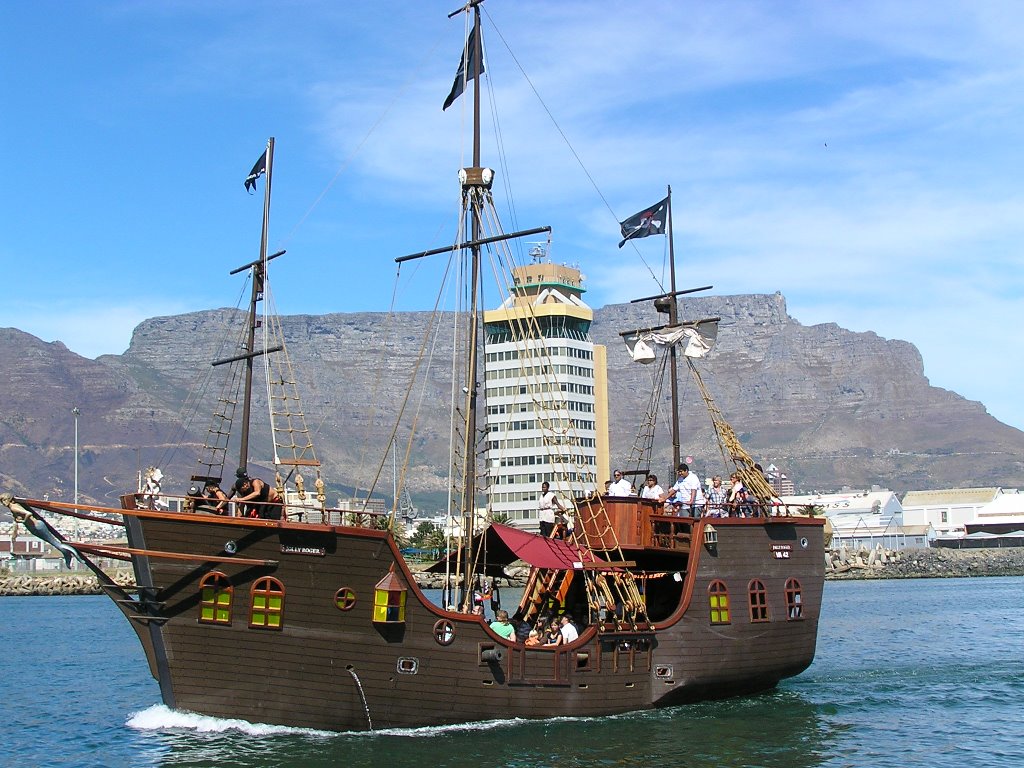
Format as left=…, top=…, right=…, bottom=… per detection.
left=238, top=137, right=274, bottom=473
left=460, top=1, right=484, bottom=612
left=665, top=185, right=681, bottom=470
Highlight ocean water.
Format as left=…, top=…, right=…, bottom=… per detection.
left=1, top=577, right=1022, bottom=768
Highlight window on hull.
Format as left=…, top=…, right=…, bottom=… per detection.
left=708, top=580, right=730, bottom=624
left=785, top=578, right=804, bottom=620
left=748, top=579, right=769, bottom=623
left=198, top=572, right=232, bottom=625
left=250, top=577, right=285, bottom=630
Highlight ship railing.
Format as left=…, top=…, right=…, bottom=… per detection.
left=123, top=493, right=388, bottom=529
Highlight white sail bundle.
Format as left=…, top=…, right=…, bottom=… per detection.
left=623, top=318, right=719, bottom=363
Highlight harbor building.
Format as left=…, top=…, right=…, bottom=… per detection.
left=781, top=488, right=907, bottom=550
left=483, top=246, right=608, bottom=530
left=901, top=487, right=1003, bottom=539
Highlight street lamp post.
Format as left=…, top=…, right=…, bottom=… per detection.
left=72, top=407, right=80, bottom=506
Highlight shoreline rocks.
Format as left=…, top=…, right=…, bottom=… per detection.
left=825, top=545, right=1024, bottom=579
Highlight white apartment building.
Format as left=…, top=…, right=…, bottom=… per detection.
left=482, top=249, right=608, bottom=530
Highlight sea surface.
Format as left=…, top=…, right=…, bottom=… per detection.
left=1, top=577, right=1022, bottom=768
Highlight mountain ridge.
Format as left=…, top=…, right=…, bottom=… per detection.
left=2, top=292, right=1021, bottom=509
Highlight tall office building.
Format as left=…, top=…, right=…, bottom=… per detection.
left=483, top=246, right=609, bottom=530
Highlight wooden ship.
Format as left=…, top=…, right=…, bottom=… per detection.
left=1, top=1, right=824, bottom=732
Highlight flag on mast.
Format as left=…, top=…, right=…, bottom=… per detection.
left=443, top=32, right=485, bottom=111
left=618, top=195, right=669, bottom=248
left=244, top=150, right=267, bottom=193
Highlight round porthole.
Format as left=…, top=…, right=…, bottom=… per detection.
left=433, top=619, right=455, bottom=646
left=335, top=587, right=357, bottom=611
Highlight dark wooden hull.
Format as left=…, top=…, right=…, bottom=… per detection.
left=119, top=508, right=824, bottom=731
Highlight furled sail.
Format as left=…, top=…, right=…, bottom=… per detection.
left=623, top=318, right=719, bottom=363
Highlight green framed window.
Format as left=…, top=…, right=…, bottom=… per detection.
left=199, top=572, right=232, bottom=625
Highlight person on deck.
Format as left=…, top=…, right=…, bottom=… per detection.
left=660, top=463, right=705, bottom=517
left=608, top=470, right=633, bottom=497
left=489, top=609, right=515, bottom=639
left=543, top=617, right=564, bottom=646
left=191, top=480, right=229, bottom=514
left=537, top=481, right=565, bottom=539
left=640, top=474, right=664, bottom=500
left=706, top=475, right=727, bottom=517
left=559, top=614, right=579, bottom=644
left=232, top=468, right=283, bottom=520
left=727, top=474, right=748, bottom=517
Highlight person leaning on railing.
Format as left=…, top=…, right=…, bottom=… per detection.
left=705, top=475, right=728, bottom=517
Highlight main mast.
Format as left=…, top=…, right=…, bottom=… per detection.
left=665, top=185, right=680, bottom=470
left=238, top=137, right=274, bottom=473
left=459, top=0, right=484, bottom=612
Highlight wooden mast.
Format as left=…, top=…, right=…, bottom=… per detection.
left=460, top=1, right=484, bottom=612
left=238, top=136, right=274, bottom=474
left=665, top=185, right=681, bottom=470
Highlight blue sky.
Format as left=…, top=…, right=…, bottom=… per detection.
left=3, top=1, right=1022, bottom=431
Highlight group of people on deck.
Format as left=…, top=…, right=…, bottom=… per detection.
left=187, top=468, right=283, bottom=519
left=605, top=463, right=768, bottom=518
left=489, top=609, right=579, bottom=647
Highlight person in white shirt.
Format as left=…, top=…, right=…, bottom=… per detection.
left=660, top=463, right=706, bottom=516
left=559, top=614, right=579, bottom=644
left=537, top=481, right=565, bottom=538
left=607, top=470, right=633, bottom=497
left=640, top=474, right=664, bottom=500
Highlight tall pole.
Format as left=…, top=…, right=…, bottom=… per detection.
left=460, top=4, right=483, bottom=612
left=666, top=185, right=681, bottom=470
left=239, top=136, right=274, bottom=473
left=72, top=407, right=80, bottom=505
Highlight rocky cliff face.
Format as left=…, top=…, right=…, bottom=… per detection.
left=2, top=293, right=1022, bottom=509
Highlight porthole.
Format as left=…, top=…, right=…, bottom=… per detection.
left=433, top=619, right=456, bottom=646
left=335, top=587, right=357, bottom=611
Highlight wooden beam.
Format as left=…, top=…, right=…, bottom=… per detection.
left=72, top=542, right=278, bottom=567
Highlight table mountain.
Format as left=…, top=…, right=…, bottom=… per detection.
left=2, top=293, right=1021, bottom=510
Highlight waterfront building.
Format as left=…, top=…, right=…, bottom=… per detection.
left=482, top=247, right=608, bottom=530
left=966, top=490, right=1024, bottom=535
left=900, top=487, right=1003, bottom=539
left=781, top=488, right=905, bottom=550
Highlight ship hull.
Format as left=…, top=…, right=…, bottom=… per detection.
left=119, top=509, right=824, bottom=731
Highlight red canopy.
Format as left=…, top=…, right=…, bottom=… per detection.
left=423, top=523, right=604, bottom=573
left=489, top=523, right=604, bottom=570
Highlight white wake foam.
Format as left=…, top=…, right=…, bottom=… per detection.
left=126, top=704, right=334, bottom=738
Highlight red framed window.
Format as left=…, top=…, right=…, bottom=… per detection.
left=708, top=580, right=730, bottom=624
left=785, top=578, right=804, bottom=620
left=198, top=572, right=232, bottom=625
left=250, top=577, right=285, bottom=630
left=748, top=579, right=769, bottom=623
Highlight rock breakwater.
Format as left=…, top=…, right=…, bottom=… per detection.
left=826, top=546, right=1024, bottom=579
left=0, top=571, right=135, bottom=596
